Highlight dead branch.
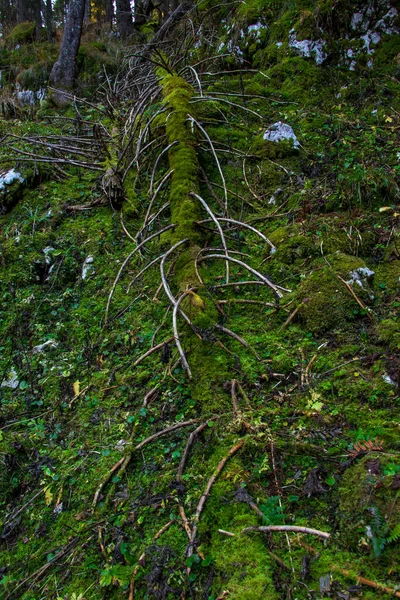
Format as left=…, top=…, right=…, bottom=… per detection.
left=200, top=253, right=290, bottom=301
left=132, top=337, right=174, bottom=368
left=105, top=224, right=176, bottom=323
left=189, top=116, right=228, bottom=213
left=337, top=275, right=373, bottom=320
left=191, top=192, right=230, bottom=283
left=173, top=292, right=192, bottom=379
left=127, top=253, right=166, bottom=293
left=243, top=525, right=330, bottom=539
left=215, top=324, right=259, bottom=359
left=177, top=422, right=208, bottom=482
left=92, top=419, right=199, bottom=508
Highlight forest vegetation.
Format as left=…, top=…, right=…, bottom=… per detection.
left=0, top=0, right=400, bottom=599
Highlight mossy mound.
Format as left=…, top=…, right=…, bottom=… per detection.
left=296, top=253, right=374, bottom=334
left=338, top=453, right=400, bottom=555
left=6, top=22, right=36, bottom=45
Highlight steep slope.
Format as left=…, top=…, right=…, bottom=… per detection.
left=1, top=1, right=399, bottom=599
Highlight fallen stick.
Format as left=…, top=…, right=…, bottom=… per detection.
left=177, top=422, right=208, bottom=482
left=132, top=337, right=174, bottom=368
left=295, top=541, right=400, bottom=598
left=243, top=525, right=330, bottom=539
left=332, top=567, right=400, bottom=598
left=337, top=275, right=373, bottom=320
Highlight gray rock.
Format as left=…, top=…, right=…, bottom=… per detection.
left=263, top=121, right=300, bottom=148
left=33, top=340, right=58, bottom=354
left=82, top=255, right=94, bottom=279
left=288, top=29, right=327, bottom=65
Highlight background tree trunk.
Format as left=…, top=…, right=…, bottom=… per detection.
left=115, top=0, right=132, bottom=37
left=44, top=0, right=54, bottom=41
left=49, top=0, right=85, bottom=93
left=105, top=0, right=114, bottom=29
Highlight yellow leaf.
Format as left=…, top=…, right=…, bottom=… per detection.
left=379, top=206, right=392, bottom=213
left=73, top=381, right=80, bottom=396
left=385, top=116, right=393, bottom=123
left=44, top=486, right=53, bottom=506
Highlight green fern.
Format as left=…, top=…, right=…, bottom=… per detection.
left=387, top=523, right=400, bottom=544
left=260, top=496, right=285, bottom=525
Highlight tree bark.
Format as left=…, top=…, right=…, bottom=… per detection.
left=115, top=0, right=132, bottom=37
left=44, top=0, right=54, bottom=41
left=49, top=0, right=85, bottom=94
left=105, top=0, right=114, bottom=29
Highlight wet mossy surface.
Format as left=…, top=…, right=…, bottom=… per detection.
left=1, top=1, right=400, bottom=599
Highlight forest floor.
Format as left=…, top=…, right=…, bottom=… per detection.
left=1, top=1, right=400, bottom=599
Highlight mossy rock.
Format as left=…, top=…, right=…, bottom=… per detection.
left=6, top=22, right=36, bottom=45
left=337, top=453, right=400, bottom=553
left=296, top=253, right=373, bottom=334
left=273, top=234, right=316, bottom=264
left=0, top=169, right=26, bottom=214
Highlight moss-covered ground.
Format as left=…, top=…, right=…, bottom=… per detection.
left=1, top=1, right=399, bottom=598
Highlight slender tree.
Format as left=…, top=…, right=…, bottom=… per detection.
left=49, top=0, right=85, bottom=93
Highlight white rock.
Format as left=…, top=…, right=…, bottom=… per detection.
left=0, top=169, right=24, bottom=190
left=375, top=7, right=398, bottom=34
left=351, top=12, right=370, bottom=32
left=16, top=90, right=36, bottom=106
left=53, top=502, right=63, bottom=514
left=347, top=267, right=375, bottom=288
left=115, top=439, right=127, bottom=452
left=1, top=368, right=19, bottom=389
left=33, top=340, right=58, bottom=354
left=43, top=246, right=55, bottom=264
left=82, top=255, right=94, bottom=279
left=382, top=374, right=395, bottom=386
left=263, top=121, right=300, bottom=148
left=288, top=29, right=327, bottom=65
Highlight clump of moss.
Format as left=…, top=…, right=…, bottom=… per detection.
left=337, top=453, right=400, bottom=553
left=6, top=22, right=36, bottom=45
left=376, top=319, right=400, bottom=351
left=295, top=253, right=373, bottom=334
left=157, top=70, right=201, bottom=246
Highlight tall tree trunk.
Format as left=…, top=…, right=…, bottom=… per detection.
left=44, top=0, right=54, bottom=41
left=16, top=0, right=29, bottom=23
left=30, top=0, right=42, bottom=34
left=49, top=0, right=85, bottom=94
left=105, top=0, right=114, bottom=29
left=115, top=0, right=132, bottom=37
left=83, top=0, right=90, bottom=24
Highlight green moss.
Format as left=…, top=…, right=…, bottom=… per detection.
left=157, top=70, right=201, bottom=245
left=376, top=319, right=400, bottom=351
left=296, top=253, right=372, bottom=334
left=338, top=453, right=400, bottom=552
left=374, top=261, right=400, bottom=295
left=6, top=22, right=36, bottom=45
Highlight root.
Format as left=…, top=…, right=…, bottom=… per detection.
left=128, top=520, right=175, bottom=600
left=132, top=337, right=174, bottom=369
left=92, top=419, right=199, bottom=509
left=188, top=440, right=244, bottom=558
left=105, top=224, right=176, bottom=323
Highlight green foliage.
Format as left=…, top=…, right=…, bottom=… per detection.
left=6, top=22, right=36, bottom=45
